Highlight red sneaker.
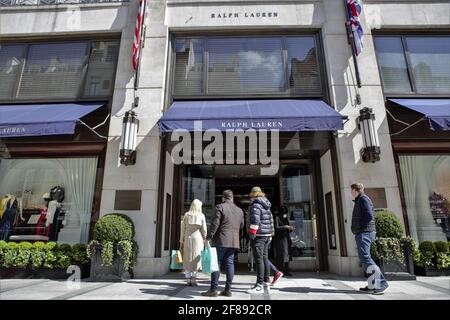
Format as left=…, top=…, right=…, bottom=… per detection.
left=271, top=271, right=284, bottom=286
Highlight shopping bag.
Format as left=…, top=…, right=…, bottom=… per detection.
left=170, top=250, right=183, bottom=270
left=176, top=250, right=183, bottom=264
left=201, top=245, right=219, bottom=274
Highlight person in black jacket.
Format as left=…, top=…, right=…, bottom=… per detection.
left=247, top=186, right=274, bottom=294
left=351, top=183, right=389, bottom=295
left=274, top=206, right=294, bottom=276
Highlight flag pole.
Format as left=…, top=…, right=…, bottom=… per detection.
left=344, top=0, right=362, bottom=90
left=133, top=0, right=147, bottom=108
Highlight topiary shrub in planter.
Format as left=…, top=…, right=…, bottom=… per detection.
left=415, top=241, right=450, bottom=276
left=371, top=209, right=416, bottom=280
left=374, top=209, right=405, bottom=238
left=435, top=241, right=450, bottom=271
left=72, top=244, right=90, bottom=278
left=87, top=214, right=138, bottom=282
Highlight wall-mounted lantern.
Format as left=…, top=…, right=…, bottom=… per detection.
left=120, top=109, right=139, bottom=166
left=358, top=107, right=381, bottom=163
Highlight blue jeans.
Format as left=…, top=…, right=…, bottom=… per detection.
left=355, top=231, right=389, bottom=289
left=269, top=260, right=278, bottom=275
left=210, top=247, right=236, bottom=291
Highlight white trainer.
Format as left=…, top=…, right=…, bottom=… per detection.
left=247, top=284, right=264, bottom=294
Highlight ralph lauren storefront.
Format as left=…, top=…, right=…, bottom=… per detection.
left=374, top=33, right=450, bottom=244
left=156, top=31, right=347, bottom=271
left=0, top=37, right=120, bottom=244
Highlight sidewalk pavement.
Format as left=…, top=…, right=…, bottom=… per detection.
left=1, top=272, right=449, bottom=300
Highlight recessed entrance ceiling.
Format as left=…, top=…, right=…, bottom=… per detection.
left=213, top=165, right=277, bottom=178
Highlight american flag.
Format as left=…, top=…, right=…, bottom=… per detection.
left=346, top=0, right=364, bottom=55
left=132, top=0, right=147, bottom=71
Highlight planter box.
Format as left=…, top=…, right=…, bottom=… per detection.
left=89, top=244, right=131, bottom=282
left=376, top=242, right=416, bottom=281
left=414, top=266, right=450, bottom=277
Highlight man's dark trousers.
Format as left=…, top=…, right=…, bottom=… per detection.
left=210, top=247, right=236, bottom=291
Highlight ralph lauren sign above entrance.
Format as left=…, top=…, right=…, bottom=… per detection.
left=159, top=100, right=346, bottom=132
left=221, top=121, right=284, bottom=129
left=210, top=12, right=278, bottom=19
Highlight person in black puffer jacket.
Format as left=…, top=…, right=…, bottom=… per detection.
left=247, top=186, right=274, bottom=294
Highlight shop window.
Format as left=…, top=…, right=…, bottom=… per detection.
left=207, top=37, right=284, bottom=94
left=0, top=157, right=98, bottom=243
left=0, top=45, right=25, bottom=100
left=286, top=37, right=321, bottom=94
left=0, top=39, right=120, bottom=102
left=374, top=35, right=450, bottom=94
left=174, top=38, right=205, bottom=96
left=405, top=37, right=450, bottom=94
left=173, top=35, right=322, bottom=97
left=18, top=42, right=88, bottom=99
left=83, top=41, right=120, bottom=97
left=399, top=155, right=450, bottom=243
left=374, top=37, right=412, bottom=93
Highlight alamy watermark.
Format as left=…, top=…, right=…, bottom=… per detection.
left=66, top=265, right=81, bottom=290
left=169, top=121, right=280, bottom=175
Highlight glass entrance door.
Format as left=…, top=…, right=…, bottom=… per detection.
left=183, top=165, right=214, bottom=225
left=279, top=163, right=319, bottom=270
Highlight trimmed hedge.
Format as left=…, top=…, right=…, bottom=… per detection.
left=0, top=241, right=90, bottom=270
left=415, top=240, right=450, bottom=270
left=435, top=241, right=449, bottom=253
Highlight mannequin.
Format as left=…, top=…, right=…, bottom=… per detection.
left=0, top=194, right=18, bottom=241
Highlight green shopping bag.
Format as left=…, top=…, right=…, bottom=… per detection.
left=170, top=250, right=183, bottom=270
left=201, top=245, right=219, bottom=274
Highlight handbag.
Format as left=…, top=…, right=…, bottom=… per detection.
left=170, top=250, right=183, bottom=270
left=201, top=245, right=219, bottom=274
left=176, top=250, right=183, bottom=264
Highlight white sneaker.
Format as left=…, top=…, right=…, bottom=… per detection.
left=247, top=284, right=264, bottom=294
left=263, top=282, right=271, bottom=293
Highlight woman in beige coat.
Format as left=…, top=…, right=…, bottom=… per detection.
left=180, top=199, right=207, bottom=286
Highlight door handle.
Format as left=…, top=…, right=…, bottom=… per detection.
left=312, top=215, right=318, bottom=241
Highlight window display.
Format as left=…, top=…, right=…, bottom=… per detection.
left=399, top=155, right=450, bottom=243
left=0, top=158, right=98, bottom=243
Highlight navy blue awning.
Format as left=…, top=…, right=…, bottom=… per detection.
left=159, top=99, right=346, bottom=132
left=0, top=102, right=104, bottom=138
left=389, top=99, right=450, bottom=131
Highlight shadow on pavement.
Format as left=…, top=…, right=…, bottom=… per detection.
left=276, top=287, right=364, bottom=294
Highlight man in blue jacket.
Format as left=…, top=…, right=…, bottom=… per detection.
left=351, top=183, right=389, bottom=295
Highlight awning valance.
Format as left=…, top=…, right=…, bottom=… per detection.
left=389, top=99, right=450, bottom=131
left=0, top=102, right=105, bottom=138
left=159, top=99, right=346, bottom=132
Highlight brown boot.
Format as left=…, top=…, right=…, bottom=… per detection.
left=201, top=290, right=218, bottom=297
left=219, top=289, right=232, bottom=297
left=191, top=278, right=198, bottom=287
